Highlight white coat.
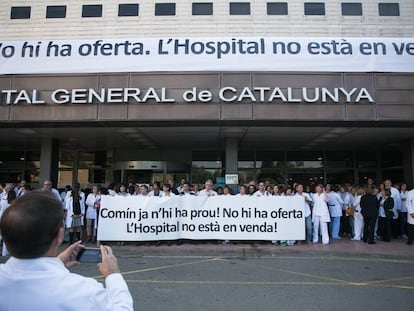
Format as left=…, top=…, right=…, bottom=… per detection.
left=352, top=195, right=364, bottom=221
left=400, top=191, right=408, bottom=213
left=85, top=193, right=100, bottom=220
left=326, top=191, right=344, bottom=217
left=295, top=192, right=312, bottom=218
left=406, top=189, right=414, bottom=225
left=0, top=257, right=133, bottom=311
left=390, top=186, right=401, bottom=219
left=352, top=194, right=364, bottom=240
left=65, top=192, right=86, bottom=228
left=311, top=192, right=330, bottom=223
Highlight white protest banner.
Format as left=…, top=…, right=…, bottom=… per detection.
left=97, top=195, right=305, bottom=241
left=0, top=37, right=413, bottom=74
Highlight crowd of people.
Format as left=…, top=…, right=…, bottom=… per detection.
left=1, top=177, right=414, bottom=252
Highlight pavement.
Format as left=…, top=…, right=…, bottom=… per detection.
left=2, top=238, right=414, bottom=310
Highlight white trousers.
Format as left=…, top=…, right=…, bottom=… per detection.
left=2, top=242, right=9, bottom=257
left=313, top=216, right=329, bottom=245
left=353, top=217, right=365, bottom=240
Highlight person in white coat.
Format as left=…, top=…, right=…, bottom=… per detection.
left=325, top=184, right=344, bottom=240
left=1, top=188, right=17, bottom=256
left=311, top=184, right=330, bottom=245
left=399, top=183, right=408, bottom=239
left=351, top=187, right=365, bottom=241
left=0, top=191, right=133, bottom=311
left=85, top=185, right=100, bottom=243
left=406, top=187, right=414, bottom=245
left=42, top=180, right=63, bottom=204
left=384, top=179, right=401, bottom=238
left=295, top=184, right=313, bottom=244
left=65, top=183, right=86, bottom=244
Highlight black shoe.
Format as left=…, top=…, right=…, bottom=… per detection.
left=368, top=241, right=376, bottom=244
left=407, top=242, right=413, bottom=245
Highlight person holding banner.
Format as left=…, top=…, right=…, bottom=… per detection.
left=312, top=184, right=330, bottom=245
left=198, top=180, right=217, bottom=197
left=295, top=184, right=313, bottom=244
left=161, top=183, right=176, bottom=197
left=85, top=185, right=100, bottom=243
left=0, top=191, right=133, bottom=311
left=254, top=182, right=270, bottom=196
left=148, top=181, right=164, bottom=197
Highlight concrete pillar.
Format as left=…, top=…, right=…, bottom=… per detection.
left=40, top=137, right=59, bottom=187
left=225, top=138, right=238, bottom=192
left=225, top=138, right=238, bottom=175
left=403, top=139, right=414, bottom=186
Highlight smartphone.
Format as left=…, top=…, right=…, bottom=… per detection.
left=77, top=247, right=102, bottom=263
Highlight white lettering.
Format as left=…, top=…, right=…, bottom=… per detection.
left=219, top=87, right=238, bottom=102
left=355, top=88, right=375, bottom=103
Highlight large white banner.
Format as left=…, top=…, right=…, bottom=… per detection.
left=97, top=195, right=305, bottom=241
left=1, top=37, right=413, bottom=74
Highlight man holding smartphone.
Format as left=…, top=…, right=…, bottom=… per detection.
left=0, top=191, right=133, bottom=311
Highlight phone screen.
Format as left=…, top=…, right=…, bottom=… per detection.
left=77, top=247, right=102, bottom=263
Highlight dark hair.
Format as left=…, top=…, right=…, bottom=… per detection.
left=140, top=184, right=149, bottom=191
left=0, top=191, right=64, bottom=258
left=99, top=187, right=109, bottom=195
left=162, top=183, right=171, bottom=191
left=7, top=190, right=17, bottom=204
left=72, top=182, right=81, bottom=202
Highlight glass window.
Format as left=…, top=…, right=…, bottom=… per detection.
left=192, top=2, right=213, bottom=15
left=58, top=170, right=73, bottom=187
left=118, top=3, right=139, bottom=16
left=326, top=151, right=354, bottom=168
left=238, top=150, right=255, bottom=169
left=267, top=2, right=288, bottom=15
left=378, top=3, right=400, bottom=16
left=380, top=150, right=402, bottom=169
left=341, top=3, right=362, bottom=16
left=46, top=5, right=66, bottom=18
left=230, top=2, right=251, bottom=15
left=326, top=169, right=354, bottom=185
left=356, top=151, right=377, bottom=169
left=11, top=6, right=31, bottom=19
left=82, top=4, right=103, bottom=18
left=256, top=151, right=284, bottom=169
left=287, top=151, right=324, bottom=169
left=304, top=2, right=325, bottom=15
left=155, top=3, right=176, bottom=16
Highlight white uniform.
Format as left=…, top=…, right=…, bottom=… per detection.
left=407, top=189, right=414, bottom=225
left=0, top=193, right=11, bottom=256
left=85, top=193, right=100, bottom=220
left=64, top=192, right=86, bottom=228
left=296, top=192, right=312, bottom=218
left=390, top=186, right=401, bottom=219
left=352, top=195, right=364, bottom=240
left=326, top=191, right=344, bottom=217
left=400, top=191, right=408, bottom=213
left=148, top=190, right=165, bottom=197
left=253, top=190, right=270, bottom=197
left=311, top=192, right=330, bottom=245
left=49, top=188, right=63, bottom=204
left=198, top=189, right=217, bottom=197
left=0, top=257, right=133, bottom=311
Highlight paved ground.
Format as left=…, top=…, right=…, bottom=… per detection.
left=2, top=238, right=414, bottom=310
left=87, top=238, right=413, bottom=311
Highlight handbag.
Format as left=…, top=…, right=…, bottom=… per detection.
left=346, top=207, right=355, bottom=217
